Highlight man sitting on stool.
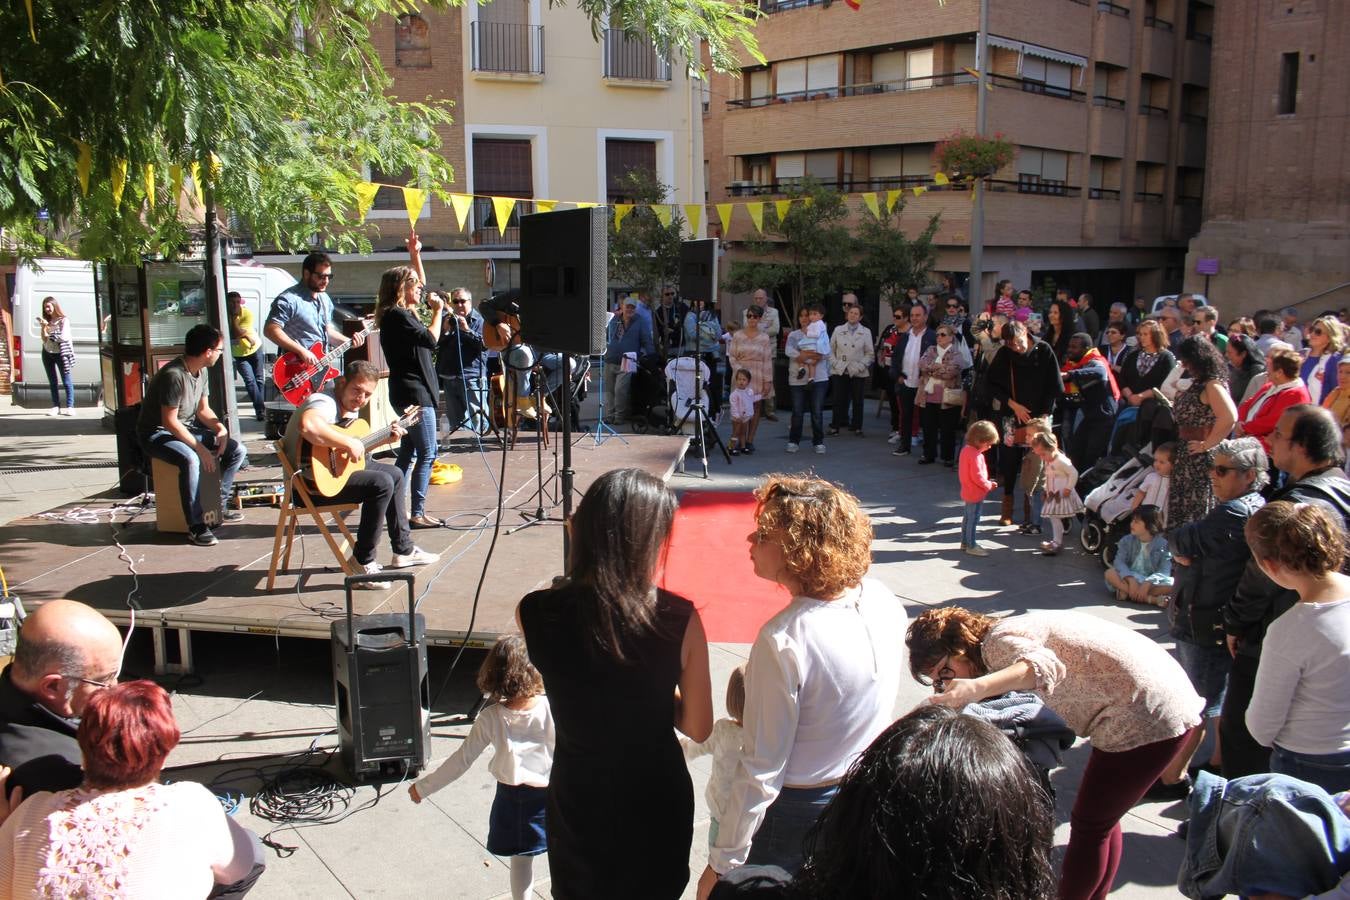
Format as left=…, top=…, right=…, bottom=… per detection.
left=137, top=324, right=246, bottom=547
left=282, top=360, right=438, bottom=588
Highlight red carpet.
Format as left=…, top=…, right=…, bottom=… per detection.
left=659, top=491, right=790, bottom=644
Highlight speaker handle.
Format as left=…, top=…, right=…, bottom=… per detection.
left=343, top=572, right=417, bottom=648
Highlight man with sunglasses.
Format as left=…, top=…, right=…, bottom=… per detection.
left=0, top=599, right=123, bottom=796
left=264, top=251, right=365, bottom=371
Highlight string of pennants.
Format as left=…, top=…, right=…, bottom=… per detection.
left=354, top=170, right=958, bottom=236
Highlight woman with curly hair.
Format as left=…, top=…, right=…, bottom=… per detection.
left=696, top=475, right=906, bottom=899
left=907, top=606, right=1202, bottom=900
left=1168, top=335, right=1237, bottom=531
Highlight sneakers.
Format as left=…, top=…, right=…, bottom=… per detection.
left=814, top=444, right=826, bottom=455
left=785, top=442, right=799, bottom=453
left=730, top=447, right=741, bottom=456
left=46, top=407, right=59, bottom=417
left=220, top=509, right=244, bottom=523
left=188, top=525, right=218, bottom=547
left=391, top=546, right=439, bottom=569
left=887, top=431, right=901, bottom=444
left=963, top=544, right=989, bottom=557
left=59, top=407, right=73, bottom=416
left=743, top=444, right=756, bottom=455
left=350, top=559, right=392, bottom=590
left=891, top=447, right=910, bottom=457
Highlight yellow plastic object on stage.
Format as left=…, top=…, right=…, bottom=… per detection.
left=430, top=461, right=463, bottom=485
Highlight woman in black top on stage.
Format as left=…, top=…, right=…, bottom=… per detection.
left=373, top=232, right=443, bottom=528
left=518, top=468, right=713, bottom=900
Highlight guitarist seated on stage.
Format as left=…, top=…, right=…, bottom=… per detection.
left=281, top=360, right=438, bottom=588
left=264, top=251, right=365, bottom=385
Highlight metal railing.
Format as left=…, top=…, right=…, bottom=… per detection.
left=1134, top=191, right=1164, bottom=203
left=603, top=29, right=672, bottom=81
left=1093, top=94, right=1127, bottom=109
left=470, top=22, right=544, bottom=75
left=1097, top=0, right=1129, bottom=15
left=726, top=71, right=975, bottom=108
left=1139, top=103, right=1170, bottom=117
left=759, top=0, right=827, bottom=13
left=1186, top=30, right=1213, bottom=43
left=469, top=196, right=535, bottom=246
left=1089, top=187, right=1122, bottom=200
left=989, top=72, right=1087, bottom=101
left=1007, top=176, right=1077, bottom=197
left=1145, top=15, right=1174, bottom=30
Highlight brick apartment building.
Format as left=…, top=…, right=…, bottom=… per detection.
left=1182, top=0, right=1350, bottom=318
left=703, top=0, right=1215, bottom=308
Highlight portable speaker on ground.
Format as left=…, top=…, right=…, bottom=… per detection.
left=332, top=573, right=430, bottom=781
left=519, top=206, right=608, bottom=356
left=113, top=404, right=149, bottom=496
left=679, top=238, right=719, bottom=304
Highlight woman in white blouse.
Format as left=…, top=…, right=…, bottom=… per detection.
left=695, top=475, right=906, bottom=899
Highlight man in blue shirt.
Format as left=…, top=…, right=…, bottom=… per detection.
left=264, top=251, right=365, bottom=369
left=603, top=296, right=654, bottom=425
left=436, top=287, right=488, bottom=435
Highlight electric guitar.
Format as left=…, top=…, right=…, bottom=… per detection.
left=306, top=405, right=422, bottom=497
left=273, top=322, right=377, bottom=406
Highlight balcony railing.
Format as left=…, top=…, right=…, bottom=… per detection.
left=1134, top=191, right=1164, bottom=203
left=989, top=72, right=1087, bottom=101
left=1097, top=0, right=1129, bottom=15
left=1009, top=176, right=1078, bottom=196
left=1181, top=111, right=1207, bottom=123
left=469, top=196, right=537, bottom=246
left=471, top=22, right=544, bottom=75
left=1089, top=187, right=1122, bottom=200
left=1145, top=15, right=1174, bottom=30
left=1175, top=194, right=1203, bottom=206
left=603, top=29, right=671, bottom=81
left=727, top=71, right=975, bottom=108
left=759, top=0, right=827, bottom=13
left=1139, top=103, right=1170, bottom=117
left=726, top=176, right=1084, bottom=198
left=1093, top=94, right=1127, bottom=109
left=1186, top=30, right=1213, bottom=43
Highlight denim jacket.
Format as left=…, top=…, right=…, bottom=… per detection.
left=1179, top=771, right=1350, bottom=899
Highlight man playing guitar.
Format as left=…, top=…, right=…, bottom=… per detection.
left=265, top=252, right=367, bottom=399
left=281, top=359, right=438, bottom=589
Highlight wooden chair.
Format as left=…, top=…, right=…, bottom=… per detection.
left=266, top=441, right=360, bottom=590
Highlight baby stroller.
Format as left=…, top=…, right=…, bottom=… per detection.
left=628, top=356, right=672, bottom=433
left=1078, top=444, right=1155, bottom=567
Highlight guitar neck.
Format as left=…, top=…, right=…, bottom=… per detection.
left=315, top=324, right=376, bottom=368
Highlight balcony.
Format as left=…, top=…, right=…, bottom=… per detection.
left=1089, top=103, right=1127, bottom=155
left=988, top=78, right=1092, bottom=143
left=1135, top=111, right=1170, bottom=162
left=603, top=29, right=672, bottom=83
left=468, top=197, right=541, bottom=247
left=1140, top=24, right=1175, bottom=78
left=988, top=72, right=1087, bottom=103
left=1089, top=187, right=1122, bottom=200
left=1183, top=37, right=1211, bottom=87
left=1092, top=6, right=1132, bottom=69
left=726, top=174, right=961, bottom=197
left=726, top=70, right=974, bottom=109
left=470, top=22, right=544, bottom=76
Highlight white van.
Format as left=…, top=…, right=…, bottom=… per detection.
left=9, top=259, right=294, bottom=407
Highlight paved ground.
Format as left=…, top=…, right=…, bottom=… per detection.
left=0, top=393, right=1195, bottom=899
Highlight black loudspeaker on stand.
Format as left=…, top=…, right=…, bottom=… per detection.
left=519, top=206, right=608, bottom=357
left=332, top=572, right=430, bottom=781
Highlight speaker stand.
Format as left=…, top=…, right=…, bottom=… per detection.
left=591, top=361, right=628, bottom=447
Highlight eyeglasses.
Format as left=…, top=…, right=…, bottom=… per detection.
left=65, top=673, right=116, bottom=690
left=746, top=314, right=762, bottom=319
left=917, top=656, right=956, bottom=692
left=937, top=331, right=953, bottom=338
left=313, top=271, right=333, bottom=282
left=946, top=304, right=959, bottom=310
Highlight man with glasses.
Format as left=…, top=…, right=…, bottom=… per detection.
left=435, top=287, right=489, bottom=436
left=264, top=251, right=365, bottom=371
left=137, top=324, right=247, bottom=547
left=654, top=287, right=688, bottom=359
left=0, top=599, right=123, bottom=796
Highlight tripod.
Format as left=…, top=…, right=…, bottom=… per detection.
left=673, top=348, right=731, bottom=478
left=506, top=361, right=567, bottom=535
left=591, top=356, right=627, bottom=446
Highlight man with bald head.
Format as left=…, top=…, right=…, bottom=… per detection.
left=0, top=599, right=123, bottom=795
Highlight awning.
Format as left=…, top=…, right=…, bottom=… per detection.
left=987, top=34, right=1088, bottom=70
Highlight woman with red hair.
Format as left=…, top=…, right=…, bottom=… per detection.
left=0, top=681, right=265, bottom=898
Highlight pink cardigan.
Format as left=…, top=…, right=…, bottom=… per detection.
left=959, top=445, right=996, bottom=503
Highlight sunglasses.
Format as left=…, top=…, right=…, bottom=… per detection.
left=1312, top=327, right=1327, bottom=336
left=893, top=314, right=905, bottom=320
left=946, top=304, right=958, bottom=310
left=747, top=313, right=762, bottom=319
left=1210, top=463, right=1243, bottom=476
left=313, top=272, right=333, bottom=281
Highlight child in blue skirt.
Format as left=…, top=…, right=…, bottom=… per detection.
left=410, top=635, right=554, bottom=900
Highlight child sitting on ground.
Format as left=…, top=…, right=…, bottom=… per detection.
left=959, top=420, right=1000, bottom=557
left=410, top=635, right=554, bottom=900
left=795, top=304, right=829, bottom=381
left=1031, top=431, right=1084, bottom=556
left=1129, top=442, right=1174, bottom=528
left=1104, top=505, right=1173, bottom=606
left=681, top=666, right=746, bottom=847
left=728, top=369, right=759, bottom=456
left=1017, top=417, right=1054, bottom=535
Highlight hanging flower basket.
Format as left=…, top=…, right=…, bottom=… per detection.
left=934, top=131, right=1015, bottom=181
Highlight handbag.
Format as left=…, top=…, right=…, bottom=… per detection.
left=1001, top=363, right=1031, bottom=446
left=943, top=387, right=966, bottom=407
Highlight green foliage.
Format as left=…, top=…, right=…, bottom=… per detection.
left=934, top=131, right=1015, bottom=180
left=0, top=0, right=759, bottom=263
left=607, top=170, right=683, bottom=300
left=853, top=199, right=940, bottom=306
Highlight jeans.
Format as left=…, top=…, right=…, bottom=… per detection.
left=327, top=460, right=414, bottom=565
left=744, top=784, right=838, bottom=875
left=789, top=380, right=828, bottom=446
left=141, top=426, right=246, bottom=528
left=920, top=402, right=961, bottom=462
left=442, top=374, right=488, bottom=435
left=1219, top=653, right=1272, bottom=779
left=232, top=351, right=265, bottom=418
left=1271, top=745, right=1350, bottom=795
left=603, top=361, right=633, bottom=423
left=962, top=501, right=982, bottom=546
left=1173, top=639, right=1233, bottom=719
left=895, top=384, right=918, bottom=452
left=829, top=374, right=866, bottom=431
left=41, top=349, right=74, bottom=408
left=394, top=405, right=437, bottom=518
left=1060, top=730, right=1190, bottom=900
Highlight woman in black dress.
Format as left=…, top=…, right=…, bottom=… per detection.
left=518, top=468, right=713, bottom=899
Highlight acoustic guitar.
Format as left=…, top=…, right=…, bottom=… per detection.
left=273, top=322, right=377, bottom=406
left=306, top=405, right=422, bottom=497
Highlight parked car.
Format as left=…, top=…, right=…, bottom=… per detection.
left=1151, top=294, right=1209, bottom=314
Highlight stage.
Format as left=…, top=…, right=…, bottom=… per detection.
left=1, top=431, right=690, bottom=672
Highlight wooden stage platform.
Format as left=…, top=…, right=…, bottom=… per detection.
left=1, top=432, right=689, bottom=671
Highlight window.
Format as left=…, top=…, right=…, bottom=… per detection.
left=368, top=164, right=415, bottom=211
left=1093, top=63, right=1126, bottom=107
left=1089, top=156, right=1122, bottom=199
left=774, top=153, right=805, bottom=187
left=747, top=68, right=770, bottom=106
left=473, top=139, right=532, bottom=236
left=906, top=47, right=934, bottom=90
left=606, top=139, right=656, bottom=203
left=1016, top=148, right=1069, bottom=194
left=1022, top=57, right=1073, bottom=98
left=775, top=60, right=806, bottom=98
left=395, top=14, right=432, bottom=68
left=804, top=151, right=837, bottom=184
left=1134, top=161, right=1165, bottom=201
left=603, top=29, right=671, bottom=81
left=868, top=46, right=934, bottom=91
left=1278, top=52, right=1299, bottom=115
left=806, top=55, right=839, bottom=98
left=868, top=144, right=934, bottom=188
left=473, top=0, right=541, bottom=74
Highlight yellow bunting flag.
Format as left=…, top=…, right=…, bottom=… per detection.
left=885, top=189, right=903, bottom=213
left=747, top=202, right=765, bottom=233
left=861, top=192, right=880, bottom=220
left=491, top=196, right=516, bottom=236
left=144, top=164, right=155, bottom=206
left=913, top=186, right=927, bottom=197
left=614, top=203, right=634, bottom=231
left=110, top=159, right=128, bottom=208
left=169, top=164, right=183, bottom=203
left=23, top=0, right=35, bottom=41
left=934, top=172, right=950, bottom=186
left=574, top=201, right=599, bottom=209
left=353, top=182, right=380, bottom=221
left=803, top=196, right=814, bottom=208
left=188, top=162, right=203, bottom=206
left=535, top=200, right=557, bottom=213
left=652, top=204, right=673, bottom=227
left=716, top=203, right=733, bottom=236
left=74, top=141, right=91, bottom=196
left=449, top=193, right=473, bottom=230
left=774, top=199, right=792, bottom=222
left=683, top=204, right=702, bottom=235
left=403, top=187, right=427, bottom=228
